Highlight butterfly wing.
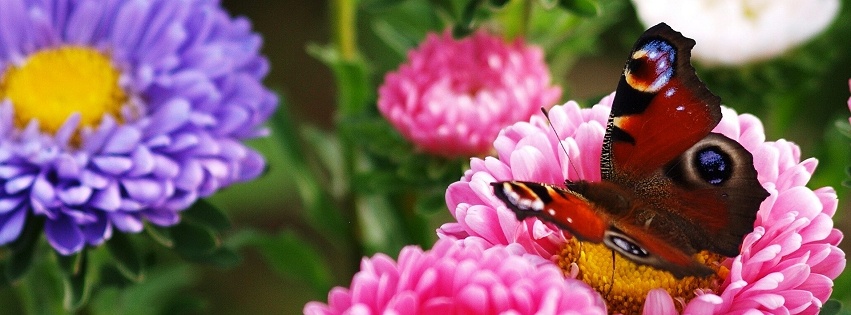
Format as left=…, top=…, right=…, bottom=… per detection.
left=603, top=23, right=721, bottom=179
left=492, top=180, right=716, bottom=277
left=601, top=23, right=768, bottom=263
left=491, top=181, right=608, bottom=243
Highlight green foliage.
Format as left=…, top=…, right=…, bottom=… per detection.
left=229, top=229, right=334, bottom=298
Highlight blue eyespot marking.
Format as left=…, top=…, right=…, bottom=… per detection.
left=625, top=39, right=676, bottom=93
left=695, top=147, right=732, bottom=185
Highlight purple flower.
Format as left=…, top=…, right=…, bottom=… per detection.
left=0, top=0, right=276, bottom=254
left=304, top=237, right=607, bottom=314
left=378, top=31, right=561, bottom=157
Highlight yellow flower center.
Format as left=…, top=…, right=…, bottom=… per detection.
left=0, top=46, right=126, bottom=135
left=557, top=238, right=726, bottom=315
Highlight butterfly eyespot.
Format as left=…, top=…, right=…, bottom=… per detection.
left=609, top=235, right=650, bottom=257
left=624, top=39, right=676, bottom=93
left=694, top=146, right=732, bottom=185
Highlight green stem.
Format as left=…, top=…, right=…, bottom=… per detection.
left=518, top=0, right=533, bottom=38
left=333, top=0, right=357, bottom=61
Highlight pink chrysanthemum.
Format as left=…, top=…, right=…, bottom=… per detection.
left=439, top=94, right=846, bottom=314
left=377, top=31, right=561, bottom=157
left=304, top=237, right=607, bottom=315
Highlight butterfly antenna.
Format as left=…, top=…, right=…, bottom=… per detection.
left=607, top=250, right=616, bottom=297
left=540, top=108, right=580, bottom=182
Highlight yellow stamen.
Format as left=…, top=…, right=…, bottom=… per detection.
left=557, top=238, right=725, bottom=315
left=0, top=46, right=126, bottom=135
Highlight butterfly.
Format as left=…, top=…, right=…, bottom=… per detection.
left=491, top=23, right=770, bottom=278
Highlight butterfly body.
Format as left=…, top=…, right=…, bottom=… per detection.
left=492, top=23, right=769, bottom=278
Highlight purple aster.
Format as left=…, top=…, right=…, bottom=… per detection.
left=0, top=0, right=276, bottom=254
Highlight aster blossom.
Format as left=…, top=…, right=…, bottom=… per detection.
left=378, top=31, right=561, bottom=157
left=0, top=0, right=276, bottom=254
left=304, top=237, right=607, bottom=315
left=439, top=95, right=845, bottom=314
left=630, top=0, right=840, bottom=66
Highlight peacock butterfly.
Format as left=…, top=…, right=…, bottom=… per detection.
left=491, top=23, right=770, bottom=278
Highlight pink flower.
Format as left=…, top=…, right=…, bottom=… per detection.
left=378, top=31, right=561, bottom=157
left=304, top=237, right=607, bottom=315
left=440, top=94, right=846, bottom=314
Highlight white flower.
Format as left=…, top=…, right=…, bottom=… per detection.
left=631, top=0, right=840, bottom=66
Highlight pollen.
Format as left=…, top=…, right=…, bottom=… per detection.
left=557, top=238, right=725, bottom=315
left=0, top=46, right=127, bottom=135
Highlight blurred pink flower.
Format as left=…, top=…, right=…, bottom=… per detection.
left=304, top=237, right=607, bottom=315
left=439, top=94, right=845, bottom=314
left=378, top=31, right=561, bottom=157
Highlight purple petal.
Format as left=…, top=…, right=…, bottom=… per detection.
left=165, top=133, right=199, bottom=153
left=57, top=185, right=93, bottom=205
left=120, top=199, right=143, bottom=211
left=0, top=165, right=26, bottom=178
left=164, top=190, right=197, bottom=211
left=152, top=154, right=179, bottom=179
left=102, top=126, right=142, bottom=154
left=45, top=215, right=85, bottom=255
left=174, top=159, right=203, bottom=190
left=4, top=174, right=34, bottom=194
left=235, top=149, right=265, bottom=181
left=82, top=214, right=112, bottom=246
left=0, top=209, right=26, bottom=244
left=55, top=154, right=82, bottom=179
left=127, top=146, right=155, bottom=177
left=0, top=196, right=24, bottom=213
left=108, top=212, right=144, bottom=233
left=145, top=99, right=191, bottom=137
left=80, top=169, right=111, bottom=189
left=93, top=155, right=134, bottom=175
left=144, top=208, right=179, bottom=226
left=90, top=182, right=121, bottom=211
left=31, top=174, right=56, bottom=204
left=121, top=178, right=165, bottom=203
left=214, top=106, right=249, bottom=136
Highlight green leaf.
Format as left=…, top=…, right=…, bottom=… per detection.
left=339, top=117, right=411, bottom=161
left=489, top=0, right=510, bottom=7
left=822, top=299, right=843, bottom=315
left=415, top=189, right=449, bottom=214
left=56, top=252, right=83, bottom=276
left=453, top=0, right=486, bottom=37
left=185, top=247, right=242, bottom=269
left=181, top=199, right=231, bottom=232
left=145, top=224, right=174, bottom=248
left=88, top=264, right=199, bottom=315
left=233, top=229, right=333, bottom=297
left=98, top=265, right=135, bottom=288
left=361, top=0, right=406, bottom=10
left=357, top=194, right=410, bottom=255
left=57, top=251, right=90, bottom=310
left=169, top=222, right=219, bottom=259
left=270, top=100, right=350, bottom=243
left=307, top=44, right=372, bottom=117
left=4, top=215, right=43, bottom=282
left=300, top=125, right=347, bottom=197
left=558, top=0, right=600, bottom=16
left=105, top=232, right=144, bottom=281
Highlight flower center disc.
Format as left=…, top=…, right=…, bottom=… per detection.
left=557, top=238, right=725, bottom=315
left=0, top=46, right=126, bottom=135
